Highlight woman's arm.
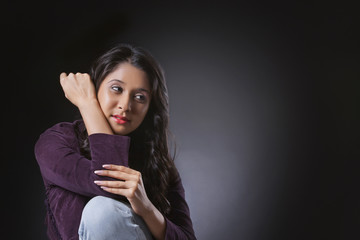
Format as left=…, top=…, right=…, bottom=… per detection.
left=94, top=165, right=167, bottom=240
left=93, top=166, right=196, bottom=240
left=141, top=205, right=167, bottom=240
left=35, top=73, right=130, bottom=197
left=59, top=72, right=113, bottom=135
left=163, top=175, right=197, bottom=240
left=36, top=72, right=123, bottom=196
left=35, top=122, right=130, bottom=198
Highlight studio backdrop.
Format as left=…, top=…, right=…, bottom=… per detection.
left=6, top=1, right=359, bottom=240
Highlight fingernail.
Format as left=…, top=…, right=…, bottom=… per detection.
left=100, top=186, right=108, bottom=189
left=102, top=164, right=111, bottom=168
left=94, top=180, right=101, bottom=185
left=94, top=170, right=102, bottom=174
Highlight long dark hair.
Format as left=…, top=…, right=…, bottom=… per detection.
left=77, top=43, right=177, bottom=215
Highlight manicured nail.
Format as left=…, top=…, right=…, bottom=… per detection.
left=100, top=186, right=108, bottom=189
left=94, top=180, right=101, bottom=185
left=102, top=164, right=111, bottom=168
left=94, top=170, right=102, bottom=174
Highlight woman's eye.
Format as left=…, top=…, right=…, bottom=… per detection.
left=111, top=86, right=123, bottom=92
left=135, top=94, right=146, bottom=102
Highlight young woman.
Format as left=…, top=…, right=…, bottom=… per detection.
left=35, top=44, right=196, bottom=240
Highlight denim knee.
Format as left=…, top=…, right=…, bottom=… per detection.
left=78, top=196, right=152, bottom=240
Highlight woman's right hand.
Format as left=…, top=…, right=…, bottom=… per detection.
left=60, top=72, right=97, bottom=108
left=59, top=72, right=113, bottom=135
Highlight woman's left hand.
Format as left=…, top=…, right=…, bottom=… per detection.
left=94, top=164, right=154, bottom=217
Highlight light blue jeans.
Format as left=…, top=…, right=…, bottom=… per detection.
left=78, top=196, right=153, bottom=240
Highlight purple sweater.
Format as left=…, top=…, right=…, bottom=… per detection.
left=35, top=120, right=196, bottom=240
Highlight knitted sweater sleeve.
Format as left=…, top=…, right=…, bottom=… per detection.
left=34, top=122, right=130, bottom=197
left=164, top=174, right=197, bottom=240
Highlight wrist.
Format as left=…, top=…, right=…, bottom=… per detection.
left=141, top=204, right=166, bottom=240
left=77, top=97, right=99, bottom=110
left=140, top=201, right=156, bottom=218
left=77, top=98, right=113, bottom=135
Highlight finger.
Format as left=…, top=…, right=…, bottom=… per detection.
left=67, top=72, right=75, bottom=79
left=102, top=164, right=139, bottom=175
left=60, top=72, right=67, bottom=81
left=100, top=187, right=132, bottom=197
left=94, top=180, right=134, bottom=189
left=94, top=170, right=138, bottom=181
left=75, top=72, right=85, bottom=80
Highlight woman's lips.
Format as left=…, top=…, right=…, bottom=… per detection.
left=112, top=115, right=129, bottom=124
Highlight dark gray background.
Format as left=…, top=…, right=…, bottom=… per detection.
left=5, top=1, right=359, bottom=239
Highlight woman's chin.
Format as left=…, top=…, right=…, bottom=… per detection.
left=111, top=126, right=133, bottom=136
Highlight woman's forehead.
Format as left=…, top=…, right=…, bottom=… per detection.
left=104, top=63, right=150, bottom=90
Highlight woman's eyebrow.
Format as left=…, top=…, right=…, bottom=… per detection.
left=108, top=79, right=124, bottom=84
left=138, top=88, right=150, bottom=94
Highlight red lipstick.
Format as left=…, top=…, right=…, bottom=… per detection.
left=112, top=115, right=129, bottom=124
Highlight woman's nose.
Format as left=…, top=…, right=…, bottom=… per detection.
left=118, top=96, right=131, bottom=112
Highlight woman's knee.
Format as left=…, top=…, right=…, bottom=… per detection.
left=80, top=196, right=131, bottom=227
left=78, top=196, right=152, bottom=240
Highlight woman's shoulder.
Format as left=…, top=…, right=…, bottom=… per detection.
left=38, top=119, right=85, bottom=143
left=34, top=120, right=85, bottom=157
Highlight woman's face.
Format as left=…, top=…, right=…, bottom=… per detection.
left=97, top=62, right=151, bottom=135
